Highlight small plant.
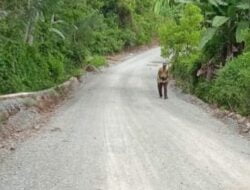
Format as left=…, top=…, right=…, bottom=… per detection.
left=87, top=56, right=107, bottom=68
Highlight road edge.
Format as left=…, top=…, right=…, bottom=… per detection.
left=170, top=82, right=250, bottom=137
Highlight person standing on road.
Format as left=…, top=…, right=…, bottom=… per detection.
left=157, top=61, right=169, bottom=99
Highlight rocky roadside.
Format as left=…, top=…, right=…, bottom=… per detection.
left=0, top=78, right=80, bottom=151
left=171, top=82, right=250, bottom=138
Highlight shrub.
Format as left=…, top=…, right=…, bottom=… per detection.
left=158, top=4, right=203, bottom=58
left=0, top=43, right=53, bottom=94
left=171, top=52, right=202, bottom=92
left=87, top=56, right=107, bottom=68
left=47, top=53, right=65, bottom=82
left=133, top=13, right=155, bottom=45
left=194, top=80, right=213, bottom=102
left=209, top=52, right=250, bottom=115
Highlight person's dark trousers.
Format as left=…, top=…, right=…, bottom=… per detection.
left=158, top=82, right=168, bottom=99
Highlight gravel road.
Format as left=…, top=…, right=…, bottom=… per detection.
left=0, top=48, right=250, bottom=190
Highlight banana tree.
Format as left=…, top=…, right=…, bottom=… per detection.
left=200, top=0, right=250, bottom=58
left=155, top=0, right=250, bottom=59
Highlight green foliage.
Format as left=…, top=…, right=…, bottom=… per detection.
left=209, top=53, right=250, bottom=115
left=0, top=0, right=157, bottom=94
left=170, top=48, right=250, bottom=116
left=171, top=52, right=202, bottom=91
left=0, top=43, right=53, bottom=93
left=198, top=0, right=249, bottom=58
left=156, top=0, right=250, bottom=60
left=194, top=80, right=213, bottom=102
left=212, top=16, right=229, bottom=27
left=159, top=4, right=203, bottom=58
left=157, top=0, right=250, bottom=116
left=199, top=28, right=217, bottom=49
left=133, top=13, right=156, bottom=45
left=47, top=53, right=65, bottom=82
left=87, top=56, right=107, bottom=68
left=243, top=29, right=250, bottom=52
left=236, top=21, right=249, bottom=43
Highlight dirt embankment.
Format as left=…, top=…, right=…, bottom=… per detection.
left=0, top=77, right=79, bottom=149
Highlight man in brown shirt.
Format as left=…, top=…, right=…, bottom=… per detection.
left=157, top=62, right=169, bottom=99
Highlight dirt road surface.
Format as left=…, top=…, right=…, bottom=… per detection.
left=0, top=48, right=250, bottom=190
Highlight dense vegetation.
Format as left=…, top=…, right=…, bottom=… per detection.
left=1, top=0, right=249, bottom=116
left=0, top=0, right=157, bottom=94
left=156, top=0, right=250, bottom=116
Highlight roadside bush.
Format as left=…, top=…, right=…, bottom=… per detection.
left=171, top=52, right=202, bottom=92
left=209, top=52, right=250, bottom=116
left=171, top=51, right=250, bottom=116
left=0, top=40, right=76, bottom=94
left=90, top=26, right=124, bottom=54
left=87, top=56, right=107, bottom=68
left=194, top=80, right=213, bottom=102
left=120, top=28, right=137, bottom=47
